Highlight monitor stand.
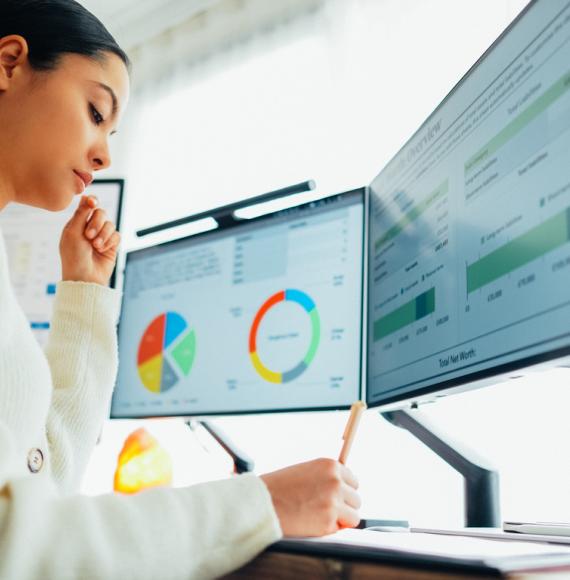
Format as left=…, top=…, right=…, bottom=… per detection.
left=186, top=420, right=255, bottom=474
left=186, top=409, right=500, bottom=527
left=381, top=408, right=500, bottom=528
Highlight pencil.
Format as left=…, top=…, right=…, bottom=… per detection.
left=338, top=401, right=366, bottom=464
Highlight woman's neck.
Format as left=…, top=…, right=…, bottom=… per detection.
left=0, top=167, right=14, bottom=211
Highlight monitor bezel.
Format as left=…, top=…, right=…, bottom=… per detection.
left=111, top=187, right=366, bottom=419
left=366, top=0, right=570, bottom=410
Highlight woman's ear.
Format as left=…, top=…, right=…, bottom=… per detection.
left=0, top=35, right=29, bottom=91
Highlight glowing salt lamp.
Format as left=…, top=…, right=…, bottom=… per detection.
left=114, top=427, right=173, bottom=494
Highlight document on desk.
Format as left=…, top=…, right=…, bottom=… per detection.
left=412, top=527, right=570, bottom=546
left=276, top=529, right=570, bottom=573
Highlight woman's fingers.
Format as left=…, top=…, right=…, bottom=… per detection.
left=340, top=464, right=359, bottom=490
left=60, top=196, right=119, bottom=285
left=83, top=207, right=119, bottom=254
left=336, top=465, right=361, bottom=529
left=100, top=230, right=121, bottom=254
left=336, top=477, right=361, bottom=529
left=337, top=502, right=361, bottom=529
left=92, top=221, right=116, bottom=252
left=84, top=208, right=108, bottom=240
left=343, top=483, right=362, bottom=510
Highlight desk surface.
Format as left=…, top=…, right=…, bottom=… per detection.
left=222, top=549, right=570, bottom=580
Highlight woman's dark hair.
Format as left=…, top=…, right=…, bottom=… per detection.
left=0, top=0, right=130, bottom=71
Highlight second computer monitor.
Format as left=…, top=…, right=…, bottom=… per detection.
left=367, top=0, right=570, bottom=409
left=112, top=188, right=364, bottom=418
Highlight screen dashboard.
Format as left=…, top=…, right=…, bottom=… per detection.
left=367, top=0, right=570, bottom=408
left=112, top=189, right=364, bottom=418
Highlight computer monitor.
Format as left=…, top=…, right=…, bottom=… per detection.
left=111, top=188, right=364, bottom=418
left=367, top=0, right=570, bottom=409
left=0, top=179, right=124, bottom=346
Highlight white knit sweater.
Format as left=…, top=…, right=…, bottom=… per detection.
left=0, top=229, right=282, bottom=580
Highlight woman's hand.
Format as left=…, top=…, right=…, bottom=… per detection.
left=60, top=195, right=121, bottom=286
left=260, top=458, right=361, bottom=537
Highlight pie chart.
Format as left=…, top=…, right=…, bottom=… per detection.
left=137, top=312, right=196, bottom=394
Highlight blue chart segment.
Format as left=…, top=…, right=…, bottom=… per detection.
left=165, top=312, right=188, bottom=348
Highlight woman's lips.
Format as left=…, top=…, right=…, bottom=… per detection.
left=73, top=170, right=94, bottom=191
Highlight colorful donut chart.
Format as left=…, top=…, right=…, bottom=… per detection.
left=248, top=289, right=320, bottom=383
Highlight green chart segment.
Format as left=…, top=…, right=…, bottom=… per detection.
left=467, top=207, right=570, bottom=294
left=373, top=288, right=436, bottom=342
left=374, top=180, right=449, bottom=253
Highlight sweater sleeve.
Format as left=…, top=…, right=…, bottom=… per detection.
left=0, top=470, right=282, bottom=580
left=44, top=281, right=122, bottom=494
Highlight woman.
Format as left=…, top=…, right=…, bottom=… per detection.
left=0, top=1, right=361, bottom=578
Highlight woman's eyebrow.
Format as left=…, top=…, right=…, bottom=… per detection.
left=95, top=81, right=119, bottom=116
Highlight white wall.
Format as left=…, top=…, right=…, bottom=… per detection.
left=86, top=0, right=570, bottom=528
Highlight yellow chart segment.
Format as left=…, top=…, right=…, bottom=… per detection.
left=138, top=353, right=163, bottom=393
left=250, top=351, right=282, bottom=384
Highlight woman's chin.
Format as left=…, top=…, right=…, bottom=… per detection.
left=34, top=194, right=76, bottom=212
left=48, top=191, right=78, bottom=211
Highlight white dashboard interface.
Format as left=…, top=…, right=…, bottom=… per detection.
left=112, top=190, right=363, bottom=417
left=368, top=0, right=570, bottom=406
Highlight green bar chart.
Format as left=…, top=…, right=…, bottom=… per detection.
left=467, top=207, right=570, bottom=293
left=465, top=70, right=570, bottom=174
left=373, top=288, right=436, bottom=341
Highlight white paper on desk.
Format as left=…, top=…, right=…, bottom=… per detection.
left=286, top=529, right=570, bottom=570
left=412, top=527, right=570, bottom=546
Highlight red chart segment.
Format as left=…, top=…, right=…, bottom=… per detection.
left=137, top=314, right=166, bottom=365
left=249, top=290, right=285, bottom=353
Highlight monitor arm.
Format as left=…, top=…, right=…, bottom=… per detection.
left=186, top=420, right=255, bottom=474
left=381, top=408, right=500, bottom=527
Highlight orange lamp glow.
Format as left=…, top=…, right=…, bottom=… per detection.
left=113, top=427, right=173, bottom=494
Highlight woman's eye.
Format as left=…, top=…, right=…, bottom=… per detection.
left=90, top=104, right=104, bottom=126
